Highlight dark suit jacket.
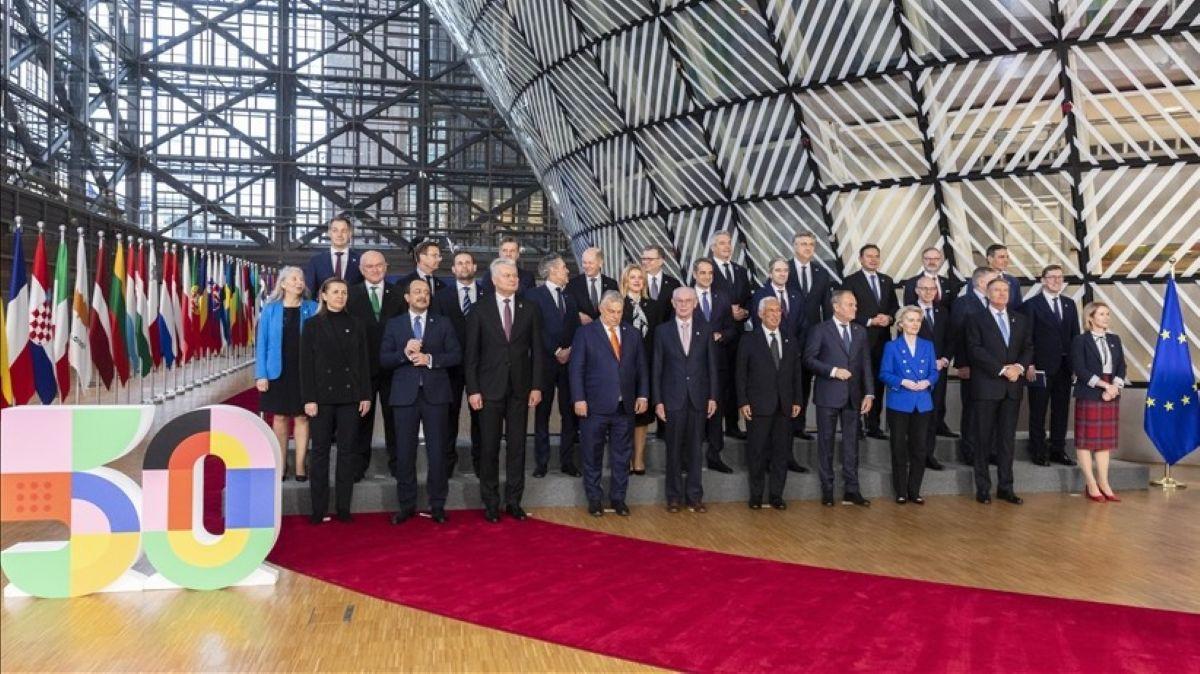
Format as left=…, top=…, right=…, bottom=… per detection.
left=1002, top=272, right=1023, bottom=311
left=379, top=312, right=461, bottom=406
left=568, top=321, right=648, bottom=415
left=1020, top=292, right=1080, bottom=376
left=345, top=281, right=406, bottom=377
left=950, top=290, right=990, bottom=367
left=431, top=280, right=485, bottom=348
left=565, top=273, right=618, bottom=320
left=622, top=295, right=666, bottom=362
left=464, top=293, right=544, bottom=401
left=710, top=258, right=754, bottom=310
left=652, top=319, right=719, bottom=412
left=903, top=273, right=961, bottom=312
left=736, top=326, right=803, bottom=415
left=750, top=284, right=805, bottom=342
left=527, top=283, right=580, bottom=359
left=841, top=270, right=900, bottom=352
left=804, top=319, right=874, bottom=409
left=788, top=260, right=835, bottom=327
left=304, top=249, right=363, bottom=292
left=1071, top=332, right=1127, bottom=400
left=915, top=304, right=949, bottom=359
left=966, top=308, right=1034, bottom=401
left=299, top=311, right=372, bottom=405
left=694, top=286, right=737, bottom=371
left=479, top=267, right=536, bottom=295
left=647, top=273, right=683, bottom=319
left=397, top=269, right=448, bottom=296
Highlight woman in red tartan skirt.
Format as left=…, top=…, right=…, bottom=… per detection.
left=1071, top=302, right=1126, bottom=503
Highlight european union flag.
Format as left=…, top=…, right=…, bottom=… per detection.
left=1143, top=276, right=1200, bottom=465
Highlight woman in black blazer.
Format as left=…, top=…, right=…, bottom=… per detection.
left=301, top=277, right=372, bottom=524
left=620, top=264, right=665, bottom=474
left=1071, top=302, right=1127, bottom=503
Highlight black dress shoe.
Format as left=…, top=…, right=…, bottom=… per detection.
left=821, top=495, right=835, bottom=507
left=562, top=465, right=582, bottom=477
left=431, top=508, right=447, bottom=523
left=926, top=457, right=944, bottom=471
left=748, top=501, right=763, bottom=510
left=484, top=507, right=500, bottom=523
left=988, top=455, right=998, bottom=466
left=308, top=514, right=325, bottom=525
left=688, top=502, right=707, bottom=513
left=1050, top=453, right=1076, bottom=466
left=630, top=468, right=646, bottom=476
left=1031, top=456, right=1050, bottom=467
left=976, top=494, right=992, bottom=504
left=588, top=502, right=603, bottom=517
left=794, top=431, right=815, bottom=440
left=613, top=502, right=631, bottom=517
left=707, top=458, right=734, bottom=474
left=911, top=496, right=925, bottom=505
left=769, top=498, right=787, bottom=510
left=998, top=492, right=1024, bottom=505
left=506, top=505, right=529, bottom=520
left=281, top=472, right=290, bottom=482
left=532, top=466, right=548, bottom=478
left=787, top=460, right=809, bottom=474
left=335, top=512, right=354, bottom=523
left=895, top=496, right=907, bottom=504
left=866, top=430, right=889, bottom=440
left=295, top=474, right=308, bottom=483
left=667, top=502, right=682, bottom=513
left=936, top=427, right=960, bottom=438
left=391, top=508, right=416, bottom=525
left=726, top=429, right=747, bottom=440
left=842, top=493, right=870, bottom=507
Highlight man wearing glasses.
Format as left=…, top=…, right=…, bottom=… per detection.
left=640, top=244, right=682, bottom=320
left=903, top=246, right=961, bottom=438
left=1020, top=265, right=1079, bottom=467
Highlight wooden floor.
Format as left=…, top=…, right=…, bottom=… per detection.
left=2, top=467, right=1197, bottom=672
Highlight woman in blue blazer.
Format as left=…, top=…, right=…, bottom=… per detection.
left=879, top=306, right=940, bottom=504
left=255, top=266, right=319, bottom=481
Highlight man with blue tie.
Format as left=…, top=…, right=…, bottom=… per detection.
left=432, top=250, right=484, bottom=475
left=570, top=291, right=649, bottom=517
left=1021, top=264, right=1079, bottom=467
left=804, top=290, right=875, bottom=507
left=528, top=253, right=582, bottom=478
left=691, top=258, right=737, bottom=474
left=788, top=231, right=835, bottom=441
left=653, top=287, right=718, bottom=513
left=304, top=216, right=362, bottom=291
left=380, top=278, right=461, bottom=524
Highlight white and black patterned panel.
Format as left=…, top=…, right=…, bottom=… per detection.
left=516, top=78, right=578, bottom=162
left=549, top=53, right=628, bottom=148
left=621, top=215, right=684, bottom=279
left=737, top=196, right=839, bottom=280
left=635, top=118, right=728, bottom=209
left=669, top=205, right=742, bottom=278
left=595, top=19, right=695, bottom=126
left=540, top=167, right=585, bottom=239
left=663, top=0, right=788, bottom=106
left=592, top=226, right=628, bottom=277
left=473, top=2, right=544, bottom=92
left=507, top=0, right=585, bottom=69
left=558, top=154, right=615, bottom=232
left=704, top=94, right=814, bottom=199
left=1091, top=281, right=1200, bottom=381
left=767, top=0, right=907, bottom=84
left=1061, top=0, right=1200, bottom=40
left=828, top=184, right=941, bottom=278
left=901, top=0, right=1055, bottom=62
left=570, top=0, right=658, bottom=39
left=588, top=135, right=660, bottom=220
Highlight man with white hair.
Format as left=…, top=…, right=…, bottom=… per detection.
left=564, top=246, right=617, bottom=325
left=708, top=230, right=754, bottom=441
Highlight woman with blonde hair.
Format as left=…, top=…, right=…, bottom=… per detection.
left=255, top=266, right=319, bottom=481
left=620, top=264, right=665, bottom=474
left=1071, top=301, right=1127, bottom=502
left=878, top=305, right=939, bottom=504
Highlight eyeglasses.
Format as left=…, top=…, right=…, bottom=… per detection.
left=640, top=256, right=660, bottom=262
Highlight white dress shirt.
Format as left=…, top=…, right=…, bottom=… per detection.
left=408, top=310, right=433, bottom=368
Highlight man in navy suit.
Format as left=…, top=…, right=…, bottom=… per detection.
left=788, top=230, right=834, bottom=441
left=914, top=275, right=951, bottom=470
left=564, top=246, right=618, bottom=324
left=304, top=215, right=363, bottom=291
left=1020, top=265, right=1079, bottom=467
left=737, top=296, right=803, bottom=510
left=708, top=230, right=754, bottom=440
left=431, top=250, right=484, bottom=475
left=804, top=289, right=875, bottom=507
left=653, top=287, right=718, bottom=512
left=398, top=239, right=447, bottom=295
left=951, top=267, right=998, bottom=464
left=966, top=277, right=1034, bottom=505
left=570, top=291, right=649, bottom=517
left=986, top=243, right=1023, bottom=311
left=379, top=278, right=461, bottom=524
left=640, top=243, right=682, bottom=319
left=691, top=257, right=737, bottom=473
left=528, top=253, right=582, bottom=477
left=479, top=236, right=536, bottom=294
left=840, top=244, right=899, bottom=439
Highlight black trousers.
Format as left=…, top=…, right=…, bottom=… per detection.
left=309, top=402, right=360, bottom=518
left=356, top=374, right=395, bottom=478
left=864, top=341, right=886, bottom=433
left=664, top=404, right=704, bottom=505
left=1027, top=365, right=1072, bottom=460
left=746, top=411, right=790, bottom=503
left=721, top=337, right=742, bottom=433
left=973, top=395, right=1021, bottom=496
left=925, top=374, right=948, bottom=460
left=796, top=365, right=815, bottom=432
left=888, top=409, right=930, bottom=499
left=816, top=404, right=862, bottom=496
left=447, top=366, right=481, bottom=469
left=958, top=378, right=977, bottom=463
left=534, top=361, right=578, bottom=470
left=706, top=368, right=729, bottom=460
left=478, top=394, right=530, bottom=509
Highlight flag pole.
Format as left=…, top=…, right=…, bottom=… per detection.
left=1149, top=257, right=1190, bottom=489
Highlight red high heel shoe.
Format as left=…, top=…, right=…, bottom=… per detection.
left=1102, top=491, right=1121, bottom=502
left=1086, top=487, right=1105, bottom=503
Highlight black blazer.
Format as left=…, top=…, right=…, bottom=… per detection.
left=345, top=281, right=406, bottom=377
left=647, top=273, right=683, bottom=318
left=710, top=258, right=754, bottom=310
left=903, top=273, right=961, bottom=312
left=1071, top=332, right=1126, bottom=400
left=480, top=267, right=536, bottom=295
left=966, top=308, right=1034, bottom=401
left=750, top=284, right=805, bottom=342
left=652, top=318, right=719, bottom=412
left=565, top=273, right=618, bottom=320
left=915, top=305, right=949, bottom=360
left=397, top=269, right=448, bottom=296
left=622, top=295, right=666, bottom=362
left=804, top=319, right=874, bottom=409
left=841, top=270, right=900, bottom=350
left=464, top=293, right=545, bottom=401
left=299, top=311, right=372, bottom=405
left=950, top=290, right=989, bottom=367
left=1020, top=293, right=1080, bottom=376
left=787, top=260, right=835, bottom=326
left=431, top=280, right=485, bottom=348
left=736, top=327, right=803, bottom=415
left=304, top=249, right=363, bottom=292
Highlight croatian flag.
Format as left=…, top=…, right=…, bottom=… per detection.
left=27, top=228, right=59, bottom=404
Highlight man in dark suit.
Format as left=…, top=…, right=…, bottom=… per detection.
left=914, top=275, right=951, bottom=470
left=751, top=257, right=810, bottom=474
left=788, top=230, right=834, bottom=441
left=1020, top=265, right=1079, bottom=467
left=570, top=290, right=649, bottom=517
left=840, top=244, right=899, bottom=439
left=640, top=243, right=682, bottom=319
left=464, top=258, right=544, bottom=522
left=431, top=250, right=484, bottom=475
left=950, top=267, right=998, bottom=465
left=653, top=287, right=718, bottom=512
left=691, top=257, right=737, bottom=473
left=902, top=246, right=961, bottom=313
left=708, top=230, right=754, bottom=440
left=737, top=296, right=803, bottom=510
left=966, top=277, right=1034, bottom=504
left=527, top=253, right=582, bottom=478
left=379, top=278, right=460, bottom=524
left=397, top=239, right=447, bottom=295
left=304, top=215, right=363, bottom=291
left=345, top=250, right=407, bottom=480
left=479, top=236, right=536, bottom=294
left=804, top=289, right=875, bottom=507
left=986, top=243, right=1023, bottom=311
left=564, top=246, right=617, bottom=324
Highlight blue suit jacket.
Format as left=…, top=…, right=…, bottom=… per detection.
left=803, top=319, right=874, bottom=409
left=569, top=322, right=648, bottom=416
left=750, top=284, right=805, bottom=341
left=879, top=336, right=939, bottom=413
left=527, top=284, right=580, bottom=358
left=1020, top=292, right=1080, bottom=375
left=380, top=312, right=461, bottom=406
left=480, top=267, right=535, bottom=295
left=652, top=319, right=719, bottom=411
left=304, top=249, right=363, bottom=293
left=255, top=300, right=319, bottom=380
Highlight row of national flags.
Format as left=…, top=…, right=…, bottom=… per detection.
left=2, top=222, right=274, bottom=407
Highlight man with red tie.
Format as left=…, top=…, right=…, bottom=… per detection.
left=303, top=216, right=362, bottom=292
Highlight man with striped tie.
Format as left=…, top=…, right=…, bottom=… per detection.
left=528, top=254, right=582, bottom=477
left=433, top=250, right=485, bottom=475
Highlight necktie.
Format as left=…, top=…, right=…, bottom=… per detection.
left=701, top=291, right=711, bottom=320
left=461, top=285, right=473, bottom=315
left=680, top=322, right=691, bottom=355
left=334, top=252, right=344, bottom=279
left=651, top=276, right=660, bottom=300
left=555, top=287, right=565, bottom=315
left=589, top=277, right=599, bottom=310
left=723, top=262, right=733, bottom=283
left=413, top=315, right=423, bottom=340
left=778, top=289, right=788, bottom=317
left=841, top=324, right=852, bottom=351
left=925, top=307, right=934, bottom=327
left=608, top=325, right=621, bottom=361
left=369, top=285, right=381, bottom=319
left=869, top=274, right=880, bottom=301
left=800, top=265, right=809, bottom=294
left=1052, top=296, right=1062, bottom=322
left=770, top=332, right=781, bottom=368
left=503, top=298, right=513, bottom=341
left=996, top=312, right=1010, bottom=346
left=1096, top=336, right=1109, bottom=368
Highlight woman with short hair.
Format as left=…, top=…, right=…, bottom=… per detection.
left=1071, top=302, right=1127, bottom=502
left=879, top=306, right=939, bottom=504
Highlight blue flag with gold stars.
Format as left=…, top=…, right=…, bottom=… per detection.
left=1143, top=276, right=1200, bottom=465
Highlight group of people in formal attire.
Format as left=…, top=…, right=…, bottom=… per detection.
left=255, top=216, right=1129, bottom=524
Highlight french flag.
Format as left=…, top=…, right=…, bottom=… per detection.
left=6, top=226, right=34, bottom=404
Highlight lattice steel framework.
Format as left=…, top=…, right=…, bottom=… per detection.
left=2, top=0, right=562, bottom=258
left=428, top=0, right=1200, bottom=381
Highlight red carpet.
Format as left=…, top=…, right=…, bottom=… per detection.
left=267, top=512, right=1199, bottom=672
